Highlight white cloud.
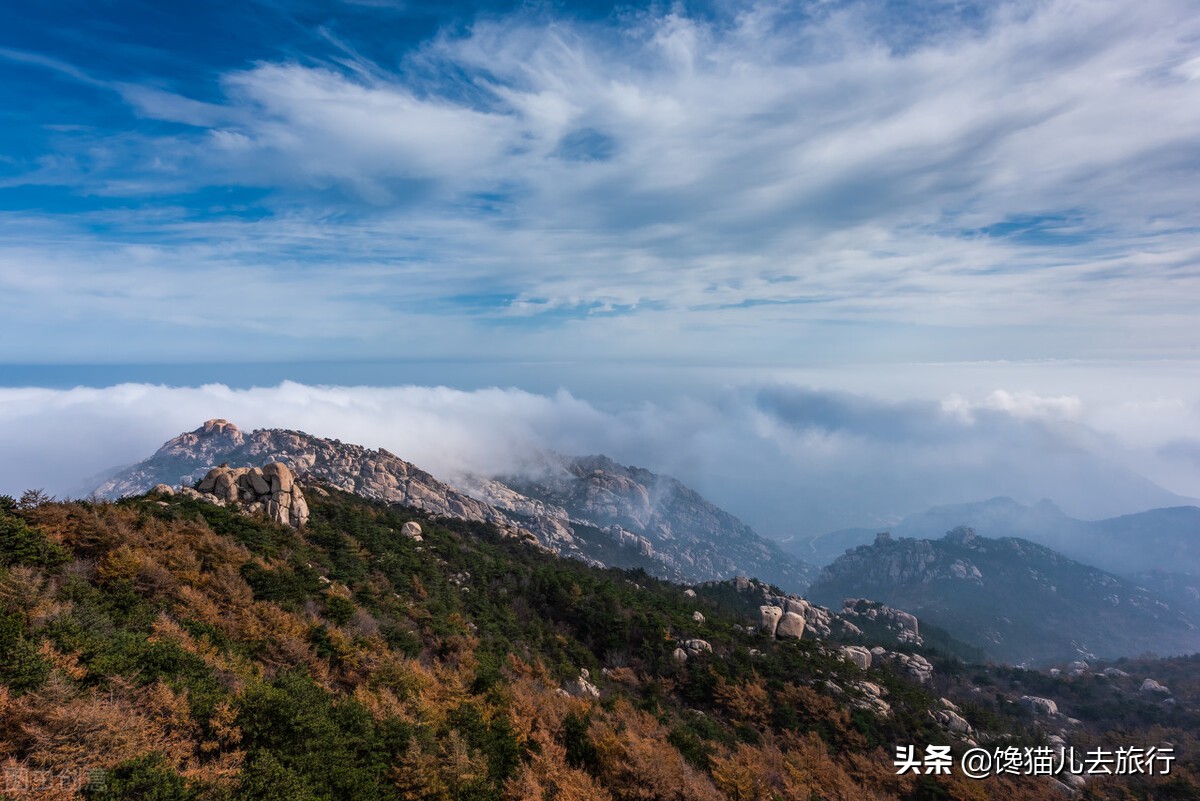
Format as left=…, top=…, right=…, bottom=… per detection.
left=947, top=390, right=1083, bottom=422
left=1, top=378, right=1196, bottom=536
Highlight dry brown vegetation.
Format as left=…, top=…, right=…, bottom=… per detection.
left=0, top=492, right=1194, bottom=800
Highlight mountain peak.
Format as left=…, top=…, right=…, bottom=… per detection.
left=199, top=418, right=241, bottom=437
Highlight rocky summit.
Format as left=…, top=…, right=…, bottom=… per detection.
left=96, top=421, right=817, bottom=592
left=98, top=419, right=556, bottom=548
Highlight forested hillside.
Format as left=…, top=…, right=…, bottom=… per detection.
left=0, top=488, right=1195, bottom=800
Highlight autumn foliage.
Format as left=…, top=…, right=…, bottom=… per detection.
left=0, top=490, right=1194, bottom=800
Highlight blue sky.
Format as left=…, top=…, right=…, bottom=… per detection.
left=2, top=1, right=1199, bottom=522
left=2, top=0, right=1198, bottom=368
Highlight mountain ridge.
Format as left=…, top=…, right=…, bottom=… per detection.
left=808, top=526, right=1200, bottom=665
left=95, top=419, right=817, bottom=592
left=791, top=496, right=1200, bottom=578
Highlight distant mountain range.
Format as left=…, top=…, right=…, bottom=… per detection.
left=790, top=496, right=1200, bottom=578
left=807, top=527, right=1200, bottom=665
left=96, top=419, right=817, bottom=593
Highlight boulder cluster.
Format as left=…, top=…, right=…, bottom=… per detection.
left=563, top=668, right=601, bottom=700
left=158, top=462, right=309, bottom=528
left=756, top=590, right=847, bottom=641
left=840, top=598, right=923, bottom=645
left=882, top=650, right=934, bottom=684
left=834, top=645, right=933, bottom=683
left=932, top=699, right=973, bottom=737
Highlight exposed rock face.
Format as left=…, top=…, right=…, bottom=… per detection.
left=564, top=669, right=600, bottom=699
left=186, top=463, right=309, bottom=527
left=759, top=605, right=783, bottom=636
left=1140, top=678, right=1170, bottom=695
left=776, top=611, right=806, bottom=640
left=683, top=639, right=712, bottom=656
left=716, top=576, right=913, bottom=649
left=840, top=599, right=923, bottom=646
left=851, top=681, right=890, bottom=716
left=933, top=707, right=973, bottom=736
left=608, top=526, right=655, bottom=557
left=886, top=652, right=934, bottom=684
left=401, top=522, right=423, bottom=541
left=893, top=610, right=920, bottom=636
left=486, top=454, right=819, bottom=593
left=1020, top=696, right=1059, bottom=716
left=841, top=645, right=872, bottom=670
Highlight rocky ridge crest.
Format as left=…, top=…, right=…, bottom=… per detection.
left=100, top=419, right=546, bottom=545
left=479, top=453, right=818, bottom=592
left=96, top=421, right=816, bottom=591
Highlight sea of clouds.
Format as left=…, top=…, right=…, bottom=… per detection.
left=2, top=377, right=1196, bottom=537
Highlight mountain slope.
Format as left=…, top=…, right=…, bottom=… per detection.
left=807, top=527, right=1200, bottom=665
left=95, top=420, right=817, bottom=592
left=792, top=496, right=1200, bottom=577
left=5, top=482, right=1199, bottom=799
left=470, top=454, right=818, bottom=593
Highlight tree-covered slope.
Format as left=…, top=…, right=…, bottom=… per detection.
left=0, top=490, right=1196, bottom=800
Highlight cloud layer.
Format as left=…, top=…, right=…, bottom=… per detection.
left=2, top=378, right=1196, bottom=536
left=3, top=2, right=1198, bottom=528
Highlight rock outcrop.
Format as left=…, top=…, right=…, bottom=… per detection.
left=851, top=681, right=891, bottom=716
left=759, top=605, right=783, bottom=636
left=181, top=462, right=309, bottom=527
left=933, top=701, right=973, bottom=736
left=1019, top=695, right=1059, bottom=716
left=840, top=599, right=924, bottom=645
left=840, top=645, right=872, bottom=670
left=885, top=652, right=934, bottom=684
left=712, top=577, right=919, bottom=652
left=776, top=611, right=806, bottom=640
left=1139, top=678, right=1170, bottom=695
left=563, top=669, right=600, bottom=699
